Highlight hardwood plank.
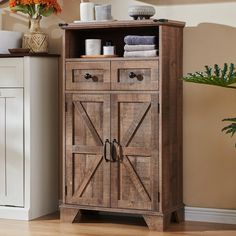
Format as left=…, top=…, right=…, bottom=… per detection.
left=65, top=94, right=74, bottom=202
left=122, top=156, right=151, bottom=202
left=121, top=103, right=151, bottom=147
left=159, top=24, right=184, bottom=213
left=61, top=30, right=66, bottom=203
left=66, top=57, right=159, bottom=62
left=122, top=147, right=151, bottom=157
left=102, top=94, right=111, bottom=207
left=117, top=200, right=152, bottom=210
left=73, top=101, right=103, bottom=146
left=151, top=94, right=159, bottom=212
left=61, top=19, right=186, bottom=30
left=110, top=94, right=119, bottom=208
left=1, top=213, right=236, bottom=236
left=61, top=204, right=160, bottom=215
left=72, top=155, right=103, bottom=200
left=72, top=145, right=103, bottom=155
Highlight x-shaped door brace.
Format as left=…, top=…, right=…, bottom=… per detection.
left=71, top=101, right=104, bottom=200
left=70, top=100, right=152, bottom=202
left=119, top=102, right=152, bottom=202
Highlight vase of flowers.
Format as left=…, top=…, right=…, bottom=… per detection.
left=9, top=0, right=61, bottom=53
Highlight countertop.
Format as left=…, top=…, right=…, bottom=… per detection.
left=0, top=53, right=60, bottom=58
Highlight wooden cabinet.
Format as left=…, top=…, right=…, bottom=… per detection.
left=60, top=20, right=185, bottom=231
left=0, top=56, right=59, bottom=220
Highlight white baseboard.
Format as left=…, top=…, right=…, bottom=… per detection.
left=0, top=206, right=29, bottom=220
left=0, top=205, right=236, bottom=224
left=185, top=207, right=236, bottom=225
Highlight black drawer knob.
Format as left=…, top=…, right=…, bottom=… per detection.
left=129, top=72, right=137, bottom=79
left=84, top=73, right=93, bottom=80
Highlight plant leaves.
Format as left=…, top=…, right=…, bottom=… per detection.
left=11, top=5, right=30, bottom=14
left=41, top=7, right=54, bottom=17
left=182, top=63, right=236, bottom=89
left=222, top=118, right=236, bottom=138
left=205, top=65, right=212, bottom=77
left=214, top=64, right=220, bottom=77
left=223, top=117, right=236, bottom=122
left=221, top=63, right=228, bottom=80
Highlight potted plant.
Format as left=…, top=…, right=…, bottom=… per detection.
left=9, top=0, right=62, bottom=53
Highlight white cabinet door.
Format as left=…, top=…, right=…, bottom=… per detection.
left=0, top=58, right=23, bottom=87
left=0, top=89, right=24, bottom=207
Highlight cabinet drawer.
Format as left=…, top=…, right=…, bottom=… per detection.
left=111, top=60, right=159, bottom=91
left=0, top=58, right=23, bottom=87
left=66, top=61, right=110, bottom=90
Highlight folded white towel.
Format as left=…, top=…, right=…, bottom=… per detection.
left=124, top=44, right=156, bottom=52
left=124, top=50, right=158, bottom=57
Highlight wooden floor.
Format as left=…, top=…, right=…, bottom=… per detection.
left=0, top=212, right=236, bottom=236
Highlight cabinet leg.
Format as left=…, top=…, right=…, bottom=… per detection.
left=143, top=207, right=185, bottom=231
left=60, top=208, right=82, bottom=223
left=143, top=214, right=171, bottom=231
left=172, top=208, right=185, bottom=223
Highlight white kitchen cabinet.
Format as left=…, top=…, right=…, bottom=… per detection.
left=0, top=89, right=24, bottom=207
left=0, top=56, right=58, bottom=220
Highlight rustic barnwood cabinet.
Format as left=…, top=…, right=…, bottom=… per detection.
left=60, top=20, right=185, bottom=231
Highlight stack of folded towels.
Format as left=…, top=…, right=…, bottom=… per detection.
left=124, top=35, right=157, bottom=58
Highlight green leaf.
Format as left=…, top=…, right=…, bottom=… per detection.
left=205, top=65, right=212, bottom=77
left=223, top=117, right=236, bottom=122
left=182, top=63, right=236, bottom=90
left=214, top=64, right=220, bottom=77
left=221, top=63, right=228, bottom=80
left=41, top=7, right=54, bottom=17
left=222, top=118, right=236, bottom=138
left=228, top=63, right=235, bottom=78
left=28, top=4, right=35, bottom=17
left=11, top=5, right=30, bottom=14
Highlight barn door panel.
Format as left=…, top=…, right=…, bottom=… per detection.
left=65, top=94, right=110, bottom=207
left=110, top=94, right=159, bottom=211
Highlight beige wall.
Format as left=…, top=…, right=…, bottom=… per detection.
left=1, top=0, right=236, bottom=210
left=110, top=0, right=236, bottom=210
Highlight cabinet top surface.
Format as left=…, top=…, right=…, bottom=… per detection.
left=60, top=19, right=185, bottom=30
left=0, top=53, right=60, bottom=58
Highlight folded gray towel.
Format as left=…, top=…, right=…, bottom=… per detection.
left=124, top=35, right=157, bottom=45
left=124, top=44, right=156, bottom=51
left=124, top=50, right=158, bottom=57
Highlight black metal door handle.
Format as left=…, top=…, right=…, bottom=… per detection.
left=104, top=139, right=110, bottom=162
left=111, top=139, right=120, bottom=162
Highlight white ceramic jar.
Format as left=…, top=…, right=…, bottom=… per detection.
left=80, top=2, right=95, bottom=21
left=95, top=4, right=112, bottom=21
